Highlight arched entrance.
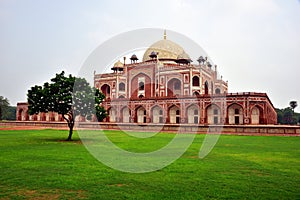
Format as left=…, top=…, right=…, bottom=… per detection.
left=121, top=107, right=130, bottom=123
left=251, top=106, right=260, bottom=124
left=17, top=108, right=28, bottom=121
left=108, top=108, right=116, bottom=122
left=187, top=104, right=199, bottom=124
left=206, top=104, right=220, bottom=124
left=136, top=106, right=146, bottom=123
left=169, top=105, right=180, bottom=124
left=17, top=109, right=24, bottom=121
left=228, top=104, right=243, bottom=124
left=152, top=106, right=163, bottom=123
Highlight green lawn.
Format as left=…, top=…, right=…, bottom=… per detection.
left=0, top=129, right=299, bottom=199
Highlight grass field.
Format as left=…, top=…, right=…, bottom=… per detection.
left=0, top=129, right=300, bottom=199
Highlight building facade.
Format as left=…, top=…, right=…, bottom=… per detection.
left=94, top=33, right=277, bottom=125
left=17, top=32, right=277, bottom=125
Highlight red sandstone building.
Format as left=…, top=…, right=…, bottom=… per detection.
left=17, top=32, right=277, bottom=125
left=94, top=33, right=277, bottom=125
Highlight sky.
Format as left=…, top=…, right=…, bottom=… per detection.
left=0, top=0, right=300, bottom=112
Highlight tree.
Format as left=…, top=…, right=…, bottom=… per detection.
left=282, top=107, right=297, bottom=125
left=27, top=71, right=106, bottom=140
left=94, top=89, right=107, bottom=122
left=2, top=106, right=16, bottom=120
left=0, top=96, right=9, bottom=120
left=276, top=108, right=283, bottom=124
left=290, top=101, right=298, bottom=112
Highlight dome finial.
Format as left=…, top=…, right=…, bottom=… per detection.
left=164, top=29, right=166, bottom=40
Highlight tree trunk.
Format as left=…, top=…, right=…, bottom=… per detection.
left=63, top=112, right=74, bottom=141
left=67, top=123, right=74, bottom=141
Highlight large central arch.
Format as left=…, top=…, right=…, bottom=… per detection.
left=130, top=73, right=152, bottom=98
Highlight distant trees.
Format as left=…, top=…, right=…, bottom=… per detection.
left=0, top=96, right=15, bottom=120
left=27, top=71, right=106, bottom=140
left=3, top=106, right=16, bottom=120
left=276, top=101, right=299, bottom=125
left=0, top=96, right=9, bottom=120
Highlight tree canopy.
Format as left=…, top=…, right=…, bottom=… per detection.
left=289, top=101, right=298, bottom=112
left=276, top=107, right=299, bottom=125
left=27, top=71, right=106, bottom=140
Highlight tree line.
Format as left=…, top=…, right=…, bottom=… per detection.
left=276, top=101, right=299, bottom=125
left=0, top=96, right=16, bottom=120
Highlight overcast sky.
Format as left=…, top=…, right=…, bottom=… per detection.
left=1, top=0, right=300, bottom=112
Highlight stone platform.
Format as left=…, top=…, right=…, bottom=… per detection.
left=0, top=121, right=299, bottom=136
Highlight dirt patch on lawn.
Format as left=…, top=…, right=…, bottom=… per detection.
left=16, top=189, right=60, bottom=200
left=9, top=188, right=87, bottom=200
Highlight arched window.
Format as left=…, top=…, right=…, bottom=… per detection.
left=192, top=76, right=200, bottom=86
left=204, top=81, right=209, bottom=95
left=235, top=109, right=239, bottom=114
left=139, top=81, right=144, bottom=91
left=101, top=84, right=111, bottom=97
left=119, top=82, right=125, bottom=91
left=215, top=88, right=221, bottom=94
left=135, top=76, right=146, bottom=97
left=167, top=78, right=181, bottom=96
